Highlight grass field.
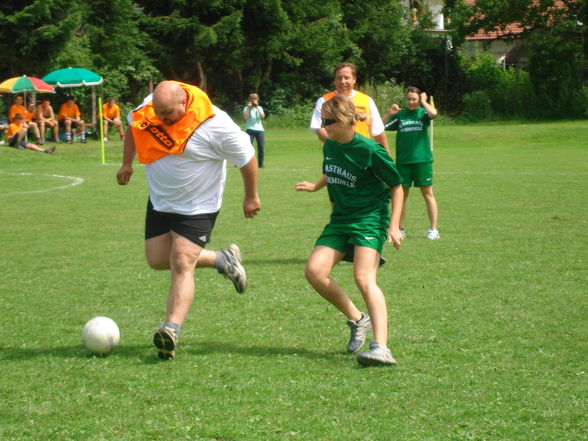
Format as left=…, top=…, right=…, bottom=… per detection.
left=1, top=121, right=586, bottom=441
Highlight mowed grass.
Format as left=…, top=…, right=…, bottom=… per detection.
left=0, top=121, right=586, bottom=441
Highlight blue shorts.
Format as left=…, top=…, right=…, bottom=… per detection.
left=8, top=135, right=26, bottom=149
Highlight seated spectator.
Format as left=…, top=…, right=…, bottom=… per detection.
left=8, top=95, right=26, bottom=123
left=102, top=97, right=125, bottom=141
left=58, top=96, right=86, bottom=144
left=35, top=98, right=59, bottom=143
left=6, top=114, right=56, bottom=154
left=24, top=102, right=43, bottom=144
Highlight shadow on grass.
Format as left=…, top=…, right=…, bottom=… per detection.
left=0, top=342, right=343, bottom=365
left=247, top=258, right=307, bottom=266
left=187, top=341, right=341, bottom=362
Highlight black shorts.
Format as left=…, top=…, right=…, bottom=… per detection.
left=145, top=198, right=219, bottom=247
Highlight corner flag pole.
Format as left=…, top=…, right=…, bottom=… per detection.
left=98, top=96, right=105, bottom=164
left=430, top=95, right=435, bottom=151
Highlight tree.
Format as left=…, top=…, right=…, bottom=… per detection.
left=82, top=0, right=159, bottom=104
left=450, top=0, right=586, bottom=118
left=340, top=0, right=409, bottom=84
left=136, top=0, right=245, bottom=105
left=0, top=0, right=80, bottom=79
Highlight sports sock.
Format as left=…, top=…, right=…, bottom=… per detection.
left=214, top=250, right=227, bottom=272
left=165, top=322, right=181, bottom=336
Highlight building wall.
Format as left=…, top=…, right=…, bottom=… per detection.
left=400, top=0, right=446, bottom=30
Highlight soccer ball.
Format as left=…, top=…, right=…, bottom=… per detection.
left=82, top=317, right=120, bottom=355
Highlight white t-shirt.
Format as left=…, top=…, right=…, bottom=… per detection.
left=309, top=90, right=385, bottom=137
left=129, top=99, right=254, bottom=215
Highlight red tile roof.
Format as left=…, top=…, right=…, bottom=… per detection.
left=463, top=0, right=569, bottom=40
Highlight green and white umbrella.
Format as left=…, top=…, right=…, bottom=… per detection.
left=42, top=68, right=103, bottom=88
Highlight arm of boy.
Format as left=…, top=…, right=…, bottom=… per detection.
left=295, top=175, right=327, bottom=192
left=387, top=184, right=404, bottom=249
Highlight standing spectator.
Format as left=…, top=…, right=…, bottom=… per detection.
left=6, top=114, right=56, bottom=154
left=310, top=62, right=389, bottom=152
left=296, top=95, right=404, bottom=366
left=35, top=98, right=59, bottom=143
left=243, top=93, right=266, bottom=168
left=116, top=80, right=261, bottom=360
left=58, top=96, right=86, bottom=143
left=383, top=86, right=439, bottom=240
left=102, top=97, right=125, bottom=141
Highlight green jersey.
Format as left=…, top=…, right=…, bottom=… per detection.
left=323, top=133, right=403, bottom=225
left=385, top=107, right=433, bottom=165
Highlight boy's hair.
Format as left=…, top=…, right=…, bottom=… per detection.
left=406, top=86, right=422, bottom=95
left=322, top=95, right=356, bottom=128
left=248, top=93, right=259, bottom=101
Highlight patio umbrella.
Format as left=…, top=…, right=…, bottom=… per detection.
left=43, top=67, right=104, bottom=126
left=42, top=67, right=103, bottom=88
left=0, top=75, right=55, bottom=93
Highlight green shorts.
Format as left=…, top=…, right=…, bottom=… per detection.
left=398, top=162, right=433, bottom=187
left=315, top=222, right=387, bottom=260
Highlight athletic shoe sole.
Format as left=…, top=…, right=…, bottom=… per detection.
left=153, top=328, right=177, bottom=360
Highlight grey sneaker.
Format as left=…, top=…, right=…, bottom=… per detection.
left=219, top=244, right=247, bottom=293
left=357, top=341, right=397, bottom=366
left=153, top=326, right=178, bottom=360
left=346, top=312, right=372, bottom=353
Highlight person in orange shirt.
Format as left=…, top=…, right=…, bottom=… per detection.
left=8, top=95, right=26, bottom=123
left=58, top=96, right=86, bottom=143
left=24, top=102, right=43, bottom=144
left=35, top=98, right=60, bottom=143
left=6, top=113, right=55, bottom=154
left=101, top=97, right=125, bottom=141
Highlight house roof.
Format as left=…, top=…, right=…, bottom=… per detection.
left=463, top=0, right=569, bottom=41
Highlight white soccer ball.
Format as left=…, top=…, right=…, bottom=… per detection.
left=82, top=316, right=120, bottom=355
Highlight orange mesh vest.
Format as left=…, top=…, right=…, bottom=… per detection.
left=322, top=90, right=371, bottom=138
left=132, top=82, right=215, bottom=164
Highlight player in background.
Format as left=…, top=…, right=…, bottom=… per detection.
left=382, top=86, right=439, bottom=240
left=310, top=62, right=389, bottom=152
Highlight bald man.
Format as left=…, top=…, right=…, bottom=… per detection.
left=116, top=81, right=261, bottom=360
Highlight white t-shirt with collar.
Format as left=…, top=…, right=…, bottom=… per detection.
left=309, top=90, right=385, bottom=137
left=129, top=100, right=254, bottom=215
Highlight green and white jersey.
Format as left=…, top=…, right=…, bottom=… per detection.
left=323, top=133, right=403, bottom=225
left=385, top=107, right=433, bottom=165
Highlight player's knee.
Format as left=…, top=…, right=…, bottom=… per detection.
left=304, top=263, right=323, bottom=284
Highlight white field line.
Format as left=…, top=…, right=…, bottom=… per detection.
left=0, top=172, right=84, bottom=196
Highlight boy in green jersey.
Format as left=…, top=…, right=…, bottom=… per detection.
left=383, top=86, right=440, bottom=240
left=296, top=95, right=404, bottom=366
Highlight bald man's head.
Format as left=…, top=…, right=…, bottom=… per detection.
left=152, top=81, right=188, bottom=125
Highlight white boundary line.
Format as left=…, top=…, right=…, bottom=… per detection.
left=0, top=171, right=84, bottom=196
